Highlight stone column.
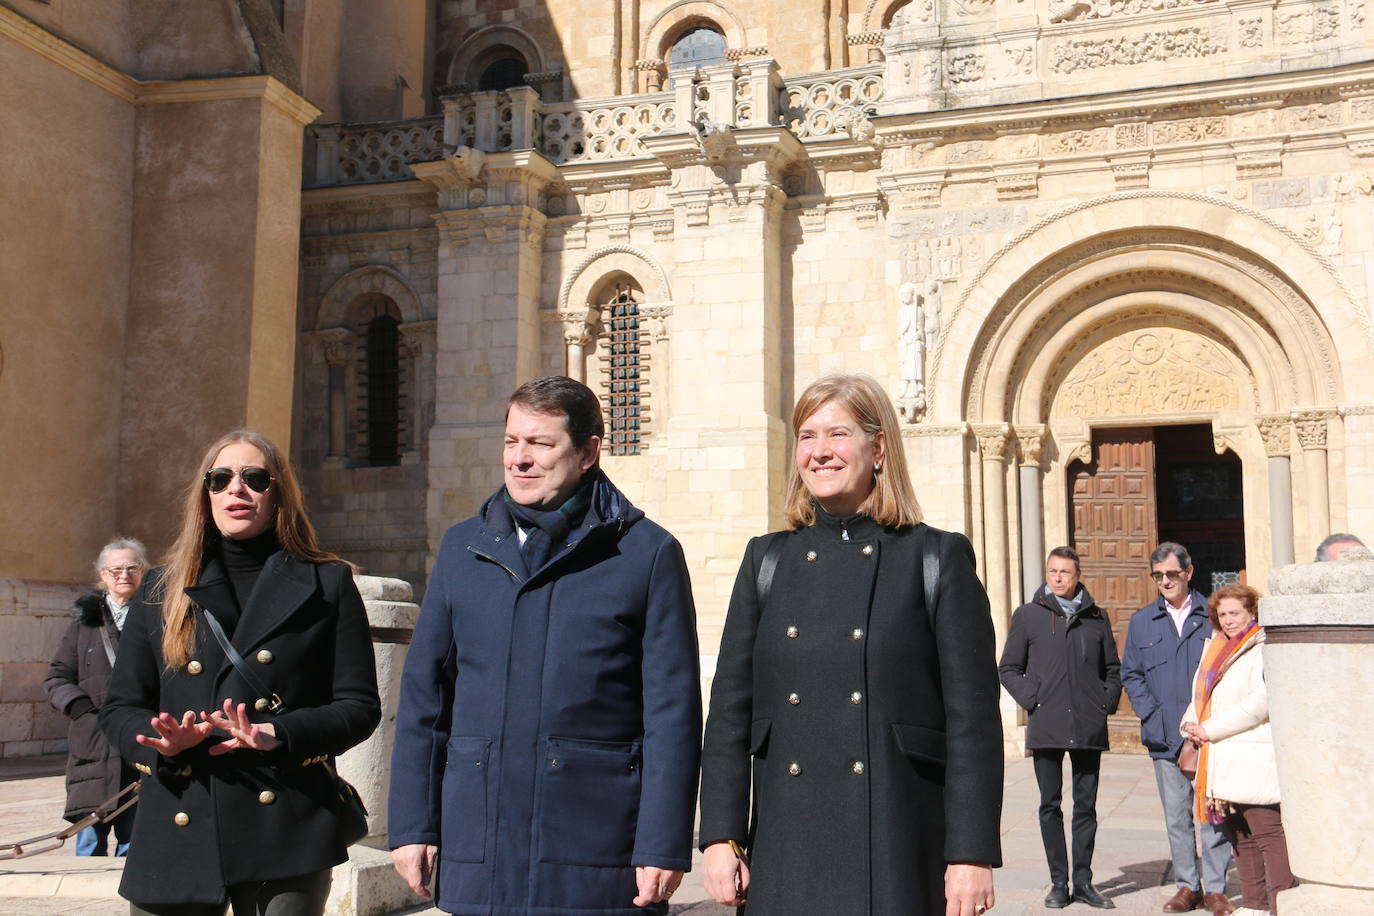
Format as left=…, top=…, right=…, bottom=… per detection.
left=1293, top=408, right=1336, bottom=548
left=1258, top=414, right=1295, bottom=567
left=1015, top=425, right=1046, bottom=604
left=327, top=575, right=425, bottom=916
left=973, top=423, right=1012, bottom=648
left=319, top=328, right=355, bottom=466
left=1264, top=548, right=1374, bottom=914
left=398, top=320, right=436, bottom=462
left=559, top=308, right=595, bottom=383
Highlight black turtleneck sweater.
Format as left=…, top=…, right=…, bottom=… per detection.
left=215, top=531, right=279, bottom=636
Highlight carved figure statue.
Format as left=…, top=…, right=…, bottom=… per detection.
left=835, top=107, right=879, bottom=145
left=694, top=116, right=736, bottom=163
left=448, top=145, right=486, bottom=182
left=897, top=282, right=927, bottom=421
left=922, top=277, right=942, bottom=355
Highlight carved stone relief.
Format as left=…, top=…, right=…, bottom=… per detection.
left=1049, top=26, right=1227, bottom=74
left=1256, top=414, right=1292, bottom=456
left=1052, top=328, right=1242, bottom=419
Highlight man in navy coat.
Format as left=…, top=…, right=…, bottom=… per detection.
left=1121, top=542, right=1232, bottom=915
left=388, top=376, right=702, bottom=916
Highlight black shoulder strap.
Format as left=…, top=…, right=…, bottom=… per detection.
left=922, top=525, right=942, bottom=627
left=755, top=533, right=787, bottom=608
left=200, top=610, right=283, bottom=713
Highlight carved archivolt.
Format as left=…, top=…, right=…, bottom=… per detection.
left=446, top=25, right=548, bottom=87
left=642, top=0, right=749, bottom=62
left=315, top=265, right=426, bottom=330
left=558, top=244, right=672, bottom=318
left=1051, top=328, right=1241, bottom=420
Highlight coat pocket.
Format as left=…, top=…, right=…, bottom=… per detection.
left=537, top=736, right=642, bottom=867
left=892, top=722, right=947, bottom=767
left=441, top=737, right=491, bottom=863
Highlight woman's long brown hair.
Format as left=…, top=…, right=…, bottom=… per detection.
left=155, top=430, right=347, bottom=669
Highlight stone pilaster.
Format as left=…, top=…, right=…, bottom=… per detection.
left=398, top=320, right=436, bottom=462
left=317, top=328, right=355, bottom=464
left=1015, top=425, right=1046, bottom=604
left=1258, top=414, right=1295, bottom=567
left=1293, top=408, right=1337, bottom=550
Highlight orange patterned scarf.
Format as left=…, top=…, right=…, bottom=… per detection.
left=1192, top=621, right=1263, bottom=822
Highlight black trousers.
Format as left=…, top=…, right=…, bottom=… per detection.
left=1033, top=748, right=1103, bottom=887
left=127, top=869, right=331, bottom=916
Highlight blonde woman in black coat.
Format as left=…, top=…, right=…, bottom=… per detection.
left=101, top=431, right=380, bottom=916
left=699, top=374, right=1004, bottom=916
left=44, top=537, right=148, bottom=856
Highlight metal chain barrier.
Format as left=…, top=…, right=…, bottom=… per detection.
left=0, top=781, right=138, bottom=860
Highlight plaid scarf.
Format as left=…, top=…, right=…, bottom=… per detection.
left=503, top=474, right=595, bottom=572
left=1192, top=620, right=1264, bottom=822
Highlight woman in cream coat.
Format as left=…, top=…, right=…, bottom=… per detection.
left=1181, top=584, right=1294, bottom=915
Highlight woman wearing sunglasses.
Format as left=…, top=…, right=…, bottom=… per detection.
left=44, top=537, right=148, bottom=857
left=101, top=430, right=381, bottom=916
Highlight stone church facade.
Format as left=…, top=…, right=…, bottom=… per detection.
left=4, top=0, right=1373, bottom=753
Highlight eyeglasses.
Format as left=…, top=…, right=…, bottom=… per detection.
left=203, top=467, right=274, bottom=494
left=1149, top=569, right=1188, bottom=582
left=102, top=566, right=142, bottom=579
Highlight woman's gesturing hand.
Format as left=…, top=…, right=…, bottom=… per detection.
left=204, top=699, right=281, bottom=754
left=702, top=841, right=750, bottom=907
left=945, top=862, right=995, bottom=916
left=136, top=710, right=214, bottom=757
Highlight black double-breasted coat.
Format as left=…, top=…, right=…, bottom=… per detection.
left=100, top=553, right=381, bottom=905
left=998, top=585, right=1122, bottom=752
left=699, top=514, right=1004, bottom=916
left=44, top=592, right=134, bottom=821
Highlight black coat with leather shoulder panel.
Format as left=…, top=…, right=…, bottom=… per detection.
left=699, top=513, right=1004, bottom=916
left=100, top=553, right=381, bottom=905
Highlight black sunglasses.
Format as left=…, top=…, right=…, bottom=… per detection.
left=204, top=466, right=274, bottom=494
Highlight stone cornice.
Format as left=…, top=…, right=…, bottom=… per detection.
left=301, top=180, right=435, bottom=212
left=0, top=5, right=136, bottom=101
left=1, top=8, right=320, bottom=123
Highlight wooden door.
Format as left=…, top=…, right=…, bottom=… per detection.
left=1069, top=428, right=1158, bottom=752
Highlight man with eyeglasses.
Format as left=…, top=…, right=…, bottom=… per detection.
left=1121, top=543, right=1233, bottom=914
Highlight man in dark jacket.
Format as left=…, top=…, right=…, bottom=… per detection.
left=1000, top=546, right=1121, bottom=910
left=388, top=376, right=702, bottom=916
left=1121, top=542, right=1232, bottom=915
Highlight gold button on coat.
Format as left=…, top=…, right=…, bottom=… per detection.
left=788, top=692, right=800, bottom=705
left=851, top=628, right=864, bottom=640
left=173, top=812, right=190, bottom=826
left=786, top=626, right=799, bottom=639
left=788, top=762, right=802, bottom=776
left=852, top=761, right=866, bottom=774
left=187, top=661, right=203, bottom=675
left=256, top=649, right=274, bottom=664
left=805, top=550, right=817, bottom=562
left=862, top=545, right=874, bottom=556
left=254, top=697, right=271, bottom=712
left=850, top=691, right=863, bottom=705
left=258, top=790, right=276, bottom=805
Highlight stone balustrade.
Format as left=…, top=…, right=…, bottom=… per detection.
left=307, top=60, right=886, bottom=184
left=1264, top=547, right=1374, bottom=914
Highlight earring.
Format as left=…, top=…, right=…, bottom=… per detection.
left=874, top=462, right=882, bottom=472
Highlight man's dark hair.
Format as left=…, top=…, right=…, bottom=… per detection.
left=1149, top=541, right=1192, bottom=570
left=1047, top=545, right=1080, bottom=574
left=508, top=376, right=605, bottom=449
left=1315, top=533, right=1365, bottom=561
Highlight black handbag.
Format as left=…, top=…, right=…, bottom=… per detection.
left=201, top=610, right=370, bottom=846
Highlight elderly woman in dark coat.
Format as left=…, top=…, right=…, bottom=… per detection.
left=101, top=430, right=380, bottom=916
left=44, top=537, right=149, bottom=856
left=699, top=374, right=1004, bottom=916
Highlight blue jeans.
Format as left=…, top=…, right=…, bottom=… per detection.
left=74, top=808, right=133, bottom=856
left=1152, top=756, right=1231, bottom=892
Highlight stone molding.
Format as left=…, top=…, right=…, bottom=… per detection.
left=307, top=327, right=355, bottom=365
left=900, top=422, right=970, bottom=438
left=398, top=320, right=436, bottom=357
left=558, top=244, right=672, bottom=314
left=1014, top=425, right=1046, bottom=467
left=0, top=6, right=136, bottom=101
left=1293, top=408, right=1338, bottom=449
left=315, top=264, right=427, bottom=329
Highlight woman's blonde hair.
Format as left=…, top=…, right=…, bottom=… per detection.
left=783, top=374, right=923, bottom=530
left=156, top=430, right=346, bottom=669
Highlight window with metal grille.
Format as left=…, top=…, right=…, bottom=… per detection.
left=600, top=287, right=647, bottom=455
left=364, top=314, right=401, bottom=465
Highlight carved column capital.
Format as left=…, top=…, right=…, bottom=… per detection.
left=558, top=308, right=594, bottom=346
left=1014, top=425, right=1046, bottom=468
left=1293, top=408, right=1337, bottom=450
left=398, top=320, right=437, bottom=358
left=1256, top=414, right=1292, bottom=457
left=972, top=423, right=1012, bottom=462
left=316, top=328, right=355, bottom=365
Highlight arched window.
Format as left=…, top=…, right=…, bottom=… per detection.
left=668, top=25, right=727, bottom=68
left=477, top=54, right=528, bottom=91
left=364, top=314, right=401, bottom=466
left=592, top=281, right=648, bottom=456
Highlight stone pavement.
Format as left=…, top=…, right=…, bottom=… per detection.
left=0, top=752, right=1244, bottom=915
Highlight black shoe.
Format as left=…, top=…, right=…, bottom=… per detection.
left=1074, top=883, right=1116, bottom=909
left=1045, top=884, right=1072, bottom=908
